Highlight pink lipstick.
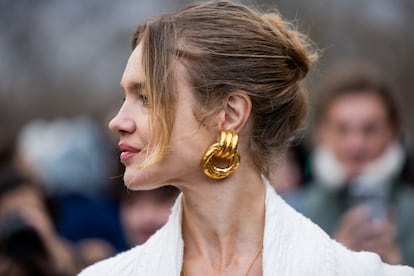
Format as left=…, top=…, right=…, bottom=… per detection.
left=119, top=143, right=140, bottom=162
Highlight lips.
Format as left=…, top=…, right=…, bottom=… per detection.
left=119, top=143, right=140, bottom=162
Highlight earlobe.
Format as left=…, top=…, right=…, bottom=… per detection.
left=219, top=92, right=252, bottom=133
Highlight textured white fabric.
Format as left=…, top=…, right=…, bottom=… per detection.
left=79, top=180, right=414, bottom=275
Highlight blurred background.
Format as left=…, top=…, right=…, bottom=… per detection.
left=1, top=0, right=414, bottom=273
left=1, top=0, right=413, bottom=148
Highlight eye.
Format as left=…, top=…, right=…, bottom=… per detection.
left=139, top=94, right=149, bottom=105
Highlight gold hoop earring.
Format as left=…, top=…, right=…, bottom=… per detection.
left=201, top=130, right=241, bottom=179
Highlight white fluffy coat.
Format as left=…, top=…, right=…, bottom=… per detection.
left=80, top=181, right=414, bottom=275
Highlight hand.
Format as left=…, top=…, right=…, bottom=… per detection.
left=17, top=204, right=79, bottom=274
left=0, top=188, right=79, bottom=275
left=333, top=205, right=403, bottom=265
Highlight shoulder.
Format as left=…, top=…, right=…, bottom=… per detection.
left=267, top=190, right=414, bottom=275
left=79, top=245, right=143, bottom=276
left=332, top=240, right=414, bottom=276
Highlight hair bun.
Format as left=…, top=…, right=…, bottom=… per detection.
left=261, top=13, right=317, bottom=82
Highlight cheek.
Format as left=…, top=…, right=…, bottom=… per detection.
left=164, top=136, right=207, bottom=178
left=135, top=118, right=151, bottom=146
left=164, top=123, right=213, bottom=173
left=368, top=133, right=393, bottom=160
left=319, top=128, right=344, bottom=155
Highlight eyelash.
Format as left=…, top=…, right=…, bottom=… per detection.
left=121, top=95, right=148, bottom=106
left=139, top=94, right=149, bottom=105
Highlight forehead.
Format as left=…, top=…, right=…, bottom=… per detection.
left=326, top=92, right=388, bottom=123
left=120, top=43, right=145, bottom=90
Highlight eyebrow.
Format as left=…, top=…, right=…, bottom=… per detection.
left=120, top=81, right=145, bottom=93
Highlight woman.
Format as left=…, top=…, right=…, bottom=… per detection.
left=81, top=1, right=413, bottom=275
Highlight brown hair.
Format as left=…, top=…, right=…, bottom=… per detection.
left=132, top=0, right=317, bottom=175
left=314, top=63, right=401, bottom=134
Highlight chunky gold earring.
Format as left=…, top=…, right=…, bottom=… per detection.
left=201, top=130, right=241, bottom=179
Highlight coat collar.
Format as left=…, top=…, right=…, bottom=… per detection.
left=134, top=178, right=335, bottom=275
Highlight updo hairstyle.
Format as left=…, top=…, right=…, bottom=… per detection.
left=132, top=0, right=317, bottom=175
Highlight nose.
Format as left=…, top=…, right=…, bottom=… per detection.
left=341, top=129, right=369, bottom=159
left=108, top=106, right=136, bottom=135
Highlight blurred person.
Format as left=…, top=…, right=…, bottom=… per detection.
left=0, top=166, right=78, bottom=275
left=118, top=185, right=179, bottom=246
left=81, top=1, right=412, bottom=275
left=302, top=62, right=414, bottom=266
left=13, top=117, right=125, bottom=260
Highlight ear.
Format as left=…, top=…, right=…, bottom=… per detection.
left=217, top=92, right=252, bottom=133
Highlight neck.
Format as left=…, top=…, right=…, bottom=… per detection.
left=178, top=164, right=265, bottom=271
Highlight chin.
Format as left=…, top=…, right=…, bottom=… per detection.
left=123, top=168, right=145, bottom=190
left=345, top=165, right=364, bottom=179
left=123, top=166, right=166, bottom=191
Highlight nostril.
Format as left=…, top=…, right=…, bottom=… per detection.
left=118, top=129, right=129, bottom=135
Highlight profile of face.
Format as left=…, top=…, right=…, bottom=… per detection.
left=109, top=43, right=215, bottom=190
left=317, top=92, right=395, bottom=178
left=120, top=187, right=178, bottom=246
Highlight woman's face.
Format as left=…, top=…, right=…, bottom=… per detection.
left=109, top=43, right=216, bottom=190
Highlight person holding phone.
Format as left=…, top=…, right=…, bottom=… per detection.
left=302, top=62, right=414, bottom=266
